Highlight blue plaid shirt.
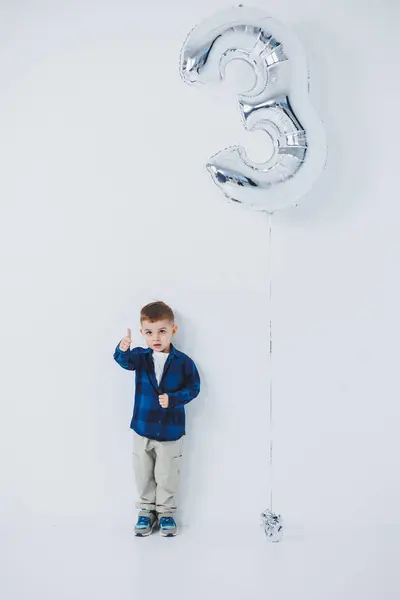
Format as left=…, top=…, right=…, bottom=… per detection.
left=113, top=343, right=200, bottom=441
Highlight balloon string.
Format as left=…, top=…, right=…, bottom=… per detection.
left=268, top=212, right=273, bottom=512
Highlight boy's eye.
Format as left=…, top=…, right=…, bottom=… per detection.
left=160, top=330, right=166, bottom=334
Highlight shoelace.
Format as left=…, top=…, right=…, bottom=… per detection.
left=137, top=516, right=150, bottom=526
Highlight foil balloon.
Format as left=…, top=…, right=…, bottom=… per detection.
left=261, top=509, right=283, bottom=542
left=180, top=5, right=327, bottom=213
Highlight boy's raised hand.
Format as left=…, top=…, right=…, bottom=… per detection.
left=119, top=328, right=132, bottom=351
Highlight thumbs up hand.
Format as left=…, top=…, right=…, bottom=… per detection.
left=119, top=328, right=132, bottom=352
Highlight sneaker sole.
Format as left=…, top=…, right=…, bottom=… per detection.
left=160, top=530, right=177, bottom=537
left=134, top=521, right=157, bottom=537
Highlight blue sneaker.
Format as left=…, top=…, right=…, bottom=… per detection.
left=159, top=515, right=177, bottom=537
left=134, top=511, right=157, bottom=537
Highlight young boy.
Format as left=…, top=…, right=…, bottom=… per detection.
left=113, top=301, right=200, bottom=537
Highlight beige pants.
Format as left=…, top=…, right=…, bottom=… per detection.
left=132, top=430, right=184, bottom=515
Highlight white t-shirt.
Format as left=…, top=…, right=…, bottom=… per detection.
left=152, top=351, right=169, bottom=385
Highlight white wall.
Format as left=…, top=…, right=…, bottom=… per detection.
left=0, top=0, right=399, bottom=534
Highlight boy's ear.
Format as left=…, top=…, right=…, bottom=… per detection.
left=172, top=324, right=178, bottom=336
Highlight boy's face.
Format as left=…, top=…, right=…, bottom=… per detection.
left=140, top=319, right=177, bottom=353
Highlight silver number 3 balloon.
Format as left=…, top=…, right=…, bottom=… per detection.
left=180, top=6, right=327, bottom=213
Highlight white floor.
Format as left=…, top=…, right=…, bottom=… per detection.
left=1, top=516, right=399, bottom=600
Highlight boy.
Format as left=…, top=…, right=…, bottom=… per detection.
left=113, top=301, right=200, bottom=537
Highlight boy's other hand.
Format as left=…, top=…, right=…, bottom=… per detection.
left=159, top=394, right=169, bottom=408
left=119, top=328, right=132, bottom=351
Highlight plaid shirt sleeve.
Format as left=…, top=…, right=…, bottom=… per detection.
left=113, top=343, right=141, bottom=371
left=168, top=357, right=200, bottom=409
